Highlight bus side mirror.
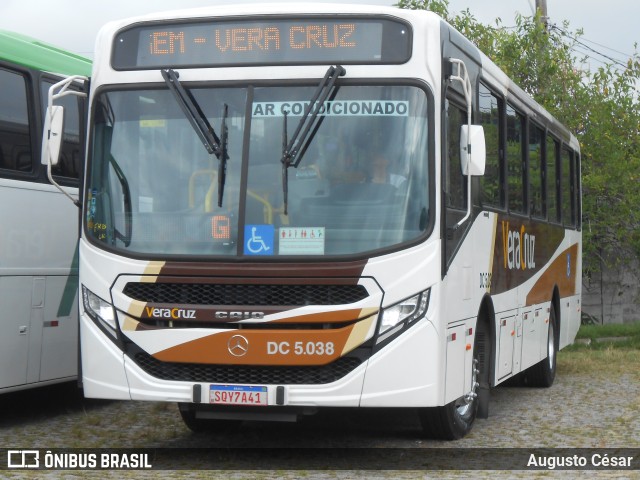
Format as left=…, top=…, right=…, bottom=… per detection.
left=41, top=105, right=64, bottom=167
left=460, top=125, right=486, bottom=176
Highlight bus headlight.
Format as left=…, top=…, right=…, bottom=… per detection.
left=82, top=286, right=117, bottom=337
left=377, top=289, right=430, bottom=345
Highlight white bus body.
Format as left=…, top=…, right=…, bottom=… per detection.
left=71, top=4, right=581, bottom=439
left=0, top=180, right=79, bottom=392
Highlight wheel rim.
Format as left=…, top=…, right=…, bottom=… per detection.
left=547, top=321, right=555, bottom=370
left=456, top=358, right=478, bottom=419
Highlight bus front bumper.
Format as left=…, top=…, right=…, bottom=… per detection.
left=81, top=313, right=443, bottom=408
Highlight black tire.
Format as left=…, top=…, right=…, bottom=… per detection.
left=524, top=303, right=558, bottom=388
left=178, top=403, right=242, bottom=434
left=419, top=341, right=480, bottom=440
left=418, top=396, right=478, bottom=440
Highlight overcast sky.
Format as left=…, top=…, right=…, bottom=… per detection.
left=0, top=0, right=637, bottom=71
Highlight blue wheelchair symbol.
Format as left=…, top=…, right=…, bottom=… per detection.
left=244, top=225, right=274, bottom=256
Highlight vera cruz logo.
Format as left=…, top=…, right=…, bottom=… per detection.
left=501, top=221, right=536, bottom=271
left=144, top=307, right=196, bottom=319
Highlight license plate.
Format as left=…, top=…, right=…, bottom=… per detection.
left=209, top=384, right=268, bottom=406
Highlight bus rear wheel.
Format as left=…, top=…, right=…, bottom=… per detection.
left=524, top=303, right=557, bottom=388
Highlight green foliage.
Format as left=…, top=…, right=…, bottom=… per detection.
left=396, top=0, right=450, bottom=18
left=397, top=0, right=640, bottom=275
left=579, top=59, right=640, bottom=273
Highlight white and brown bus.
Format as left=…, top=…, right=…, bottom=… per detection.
left=44, top=3, right=581, bottom=439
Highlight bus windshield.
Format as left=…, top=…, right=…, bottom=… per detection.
left=86, top=83, right=430, bottom=257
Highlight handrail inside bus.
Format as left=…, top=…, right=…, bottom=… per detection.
left=189, top=169, right=216, bottom=209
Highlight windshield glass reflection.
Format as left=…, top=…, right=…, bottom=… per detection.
left=86, top=84, right=430, bottom=257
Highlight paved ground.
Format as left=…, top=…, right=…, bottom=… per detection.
left=0, top=350, right=638, bottom=478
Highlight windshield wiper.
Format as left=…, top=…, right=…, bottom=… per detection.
left=281, top=65, right=346, bottom=215
left=219, top=103, right=228, bottom=208
left=161, top=68, right=229, bottom=207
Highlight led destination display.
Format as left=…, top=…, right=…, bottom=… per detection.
left=112, top=17, right=412, bottom=69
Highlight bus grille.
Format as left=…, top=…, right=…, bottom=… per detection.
left=123, top=283, right=368, bottom=306
left=131, top=351, right=363, bottom=385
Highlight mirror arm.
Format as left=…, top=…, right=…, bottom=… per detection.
left=43, top=75, right=88, bottom=208
left=46, top=149, right=80, bottom=208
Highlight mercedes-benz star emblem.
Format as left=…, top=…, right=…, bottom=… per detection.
left=227, top=334, right=249, bottom=357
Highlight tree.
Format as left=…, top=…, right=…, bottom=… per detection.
left=397, top=0, right=640, bottom=276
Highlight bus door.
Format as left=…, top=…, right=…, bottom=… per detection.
left=440, top=26, right=482, bottom=271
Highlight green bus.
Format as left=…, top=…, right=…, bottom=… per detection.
left=0, top=30, right=90, bottom=393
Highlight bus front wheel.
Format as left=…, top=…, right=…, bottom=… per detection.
left=418, top=353, right=479, bottom=440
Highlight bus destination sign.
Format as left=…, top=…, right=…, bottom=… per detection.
left=112, top=17, right=411, bottom=69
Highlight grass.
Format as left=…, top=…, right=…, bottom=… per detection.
left=558, top=321, right=640, bottom=376
left=570, top=320, right=640, bottom=349
left=558, top=347, right=640, bottom=376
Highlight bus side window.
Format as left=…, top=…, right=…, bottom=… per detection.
left=506, top=104, right=524, bottom=214
left=445, top=100, right=467, bottom=211
left=0, top=68, right=33, bottom=173
left=478, top=84, right=503, bottom=208
left=575, top=153, right=582, bottom=229
left=561, top=147, right=576, bottom=227
left=529, top=123, right=544, bottom=218
left=546, top=135, right=560, bottom=223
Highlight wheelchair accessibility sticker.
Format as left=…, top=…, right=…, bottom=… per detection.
left=244, top=225, right=274, bottom=255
